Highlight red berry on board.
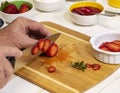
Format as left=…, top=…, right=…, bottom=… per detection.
left=44, top=43, right=58, bottom=57
left=31, top=45, right=39, bottom=55
left=48, top=66, right=56, bottom=73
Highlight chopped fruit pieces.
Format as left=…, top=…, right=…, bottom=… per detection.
left=71, top=6, right=102, bottom=15
left=31, top=39, right=59, bottom=57
left=38, top=39, right=45, bottom=50
left=31, top=45, right=39, bottom=55
left=44, top=43, right=58, bottom=57
left=105, top=42, right=120, bottom=52
left=99, top=43, right=111, bottom=51
left=112, top=40, right=120, bottom=45
left=42, top=39, right=50, bottom=52
left=48, top=66, right=56, bottom=73
left=91, top=64, right=101, bottom=70
left=99, top=40, right=120, bottom=52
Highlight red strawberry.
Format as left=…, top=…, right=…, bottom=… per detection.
left=31, top=45, right=39, bottom=55
left=2, top=4, right=18, bottom=14
left=112, top=40, right=120, bottom=45
left=105, top=42, right=120, bottom=52
left=18, top=3, right=31, bottom=13
left=99, top=43, right=111, bottom=51
left=21, top=4, right=30, bottom=8
left=91, top=64, right=101, bottom=70
left=44, top=43, right=58, bottom=57
left=42, top=39, right=50, bottom=52
left=37, top=39, right=45, bottom=50
left=48, top=66, right=56, bottom=73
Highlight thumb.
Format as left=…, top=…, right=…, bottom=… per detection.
left=0, top=46, right=23, bottom=58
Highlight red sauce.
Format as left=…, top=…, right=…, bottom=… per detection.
left=71, top=6, right=102, bottom=15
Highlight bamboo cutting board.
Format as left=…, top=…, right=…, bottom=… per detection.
left=15, top=22, right=120, bottom=93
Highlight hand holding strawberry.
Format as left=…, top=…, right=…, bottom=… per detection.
left=0, top=17, right=50, bottom=88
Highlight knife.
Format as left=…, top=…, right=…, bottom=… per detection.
left=8, top=33, right=61, bottom=68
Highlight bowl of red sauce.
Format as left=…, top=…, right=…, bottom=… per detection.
left=69, top=1, right=104, bottom=26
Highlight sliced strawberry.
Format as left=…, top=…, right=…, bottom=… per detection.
left=44, top=43, right=58, bottom=57
left=104, top=42, right=120, bottom=52
left=18, top=3, right=30, bottom=13
left=91, top=64, right=101, bottom=70
left=99, top=43, right=111, bottom=51
left=42, top=39, right=50, bottom=52
left=112, top=40, right=120, bottom=45
left=48, top=66, right=56, bottom=73
left=31, top=45, right=39, bottom=55
left=37, top=39, right=45, bottom=50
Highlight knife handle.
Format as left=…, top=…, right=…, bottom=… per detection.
left=6, top=57, right=15, bottom=68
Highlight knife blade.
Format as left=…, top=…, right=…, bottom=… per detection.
left=24, top=33, right=61, bottom=59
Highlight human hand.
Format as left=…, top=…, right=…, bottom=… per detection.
left=0, top=46, right=22, bottom=88
left=0, top=17, right=50, bottom=88
left=0, top=17, right=51, bottom=49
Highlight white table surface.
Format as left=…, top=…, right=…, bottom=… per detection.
left=1, top=0, right=120, bottom=93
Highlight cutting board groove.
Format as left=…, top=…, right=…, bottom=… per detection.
left=15, top=22, right=120, bottom=93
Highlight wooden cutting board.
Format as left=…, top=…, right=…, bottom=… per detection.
left=15, top=22, right=120, bottom=93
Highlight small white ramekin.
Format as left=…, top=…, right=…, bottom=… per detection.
left=90, top=32, right=120, bottom=64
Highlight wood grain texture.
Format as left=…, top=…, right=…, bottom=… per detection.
left=15, top=22, right=120, bottom=93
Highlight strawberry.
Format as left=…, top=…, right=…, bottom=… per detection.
left=44, top=43, right=58, bottom=57
left=112, top=40, right=120, bottom=45
left=99, top=43, right=111, bottom=51
left=42, top=39, right=50, bottom=52
left=18, top=3, right=31, bottom=13
left=104, top=42, right=120, bottom=52
left=31, top=45, right=39, bottom=55
left=91, top=64, right=101, bottom=70
left=2, top=3, right=18, bottom=14
left=48, top=66, right=56, bottom=73
left=37, top=39, right=45, bottom=50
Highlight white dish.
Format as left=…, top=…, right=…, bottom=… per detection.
left=90, top=31, right=120, bottom=64
left=97, top=0, right=120, bottom=13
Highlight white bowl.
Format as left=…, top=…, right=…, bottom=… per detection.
left=69, top=1, right=104, bottom=26
left=33, top=0, right=65, bottom=12
left=0, top=1, right=34, bottom=23
left=90, top=32, right=120, bottom=64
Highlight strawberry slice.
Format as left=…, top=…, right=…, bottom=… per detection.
left=31, top=45, right=39, bottom=55
left=37, top=39, right=45, bottom=50
left=112, top=40, right=120, bottom=45
left=44, top=43, right=58, bottom=57
left=99, top=43, right=111, bottom=51
left=42, top=39, right=50, bottom=52
left=91, top=64, right=101, bottom=70
left=104, top=42, right=120, bottom=52
left=48, top=66, right=56, bottom=73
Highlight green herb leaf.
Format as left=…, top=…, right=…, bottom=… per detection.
left=71, top=61, right=87, bottom=71
left=0, top=1, right=10, bottom=11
